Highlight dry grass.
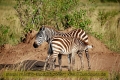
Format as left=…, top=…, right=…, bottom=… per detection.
left=86, top=3, right=120, bottom=52
left=0, top=0, right=22, bottom=45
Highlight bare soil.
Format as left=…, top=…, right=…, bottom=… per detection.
left=0, top=28, right=120, bottom=72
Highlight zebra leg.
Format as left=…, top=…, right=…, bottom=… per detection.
left=49, top=54, right=58, bottom=71
left=44, top=44, right=53, bottom=71
left=58, top=54, right=62, bottom=71
left=51, top=58, right=56, bottom=71
left=48, top=56, right=53, bottom=71
left=68, top=54, right=71, bottom=71
left=49, top=57, right=53, bottom=70
left=71, top=53, right=75, bottom=71
left=49, top=58, right=56, bottom=71
left=77, top=52, right=84, bottom=71
left=85, top=48, right=91, bottom=70
left=43, top=54, right=50, bottom=71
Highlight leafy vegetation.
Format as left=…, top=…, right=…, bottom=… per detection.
left=0, top=25, right=21, bottom=45
left=0, top=0, right=120, bottom=53
left=14, top=0, right=79, bottom=32
left=62, top=10, right=91, bottom=30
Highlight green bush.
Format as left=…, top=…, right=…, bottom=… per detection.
left=0, top=25, right=10, bottom=45
left=61, top=10, right=91, bottom=32
left=14, top=0, right=79, bottom=32
left=0, top=24, right=20, bottom=45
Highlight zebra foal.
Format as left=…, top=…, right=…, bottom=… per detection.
left=48, top=36, right=93, bottom=71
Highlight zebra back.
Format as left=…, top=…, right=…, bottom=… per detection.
left=43, top=25, right=88, bottom=43
left=67, top=29, right=88, bottom=43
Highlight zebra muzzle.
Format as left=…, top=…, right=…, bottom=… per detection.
left=33, top=42, right=39, bottom=48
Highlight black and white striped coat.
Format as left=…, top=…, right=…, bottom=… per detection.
left=49, top=36, right=92, bottom=71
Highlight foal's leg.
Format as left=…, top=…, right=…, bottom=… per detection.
left=44, top=45, right=52, bottom=71
left=58, top=54, right=62, bottom=71
left=71, top=53, right=76, bottom=71
left=43, top=54, right=50, bottom=71
left=77, top=52, right=84, bottom=70
left=52, top=58, right=56, bottom=71
left=85, top=48, right=91, bottom=70
left=50, top=53, right=59, bottom=71
left=68, top=54, right=71, bottom=71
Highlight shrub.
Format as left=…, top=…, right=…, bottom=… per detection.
left=0, top=24, right=20, bottom=45
left=14, top=0, right=79, bottom=32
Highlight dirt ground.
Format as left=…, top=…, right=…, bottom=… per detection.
left=0, top=28, right=120, bottom=72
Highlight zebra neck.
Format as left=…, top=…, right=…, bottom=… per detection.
left=45, top=28, right=56, bottom=43
left=55, top=31, right=64, bottom=36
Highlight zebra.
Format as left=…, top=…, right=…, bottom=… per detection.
left=33, top=25, right=90, bottom=71
left=48, top=36, right=93, bottom=71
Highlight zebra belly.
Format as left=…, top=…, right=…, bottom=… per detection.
left=62, top=51, right=71, bottom=55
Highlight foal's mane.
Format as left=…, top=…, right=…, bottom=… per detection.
left=79, top=38, right=89, bottom=45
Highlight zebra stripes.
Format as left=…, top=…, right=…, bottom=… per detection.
left=49, top=36, right=92, bottom=71
left=33, top=25, right=91, bottom=71
left=66, top=29, right=88, bottom=43
left=34, top=26, right=88, bottom=45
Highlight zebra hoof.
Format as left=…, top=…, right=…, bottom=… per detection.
left=88, top=67, right=91, bottom=70
left=59, top=69, right=62, bottom=71
left=43, top=67, right=46, bottom=71
left=68, top=68, right=71, bottom=71
left=77, top=69, right=80, bottom=71
left=88, top=67, right=91, bottom=69
left=68, top=69, right=71, bottom=71
left=77, top=67, right=84, bottom=71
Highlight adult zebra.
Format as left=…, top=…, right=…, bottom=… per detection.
left=49, top=36, right=92, bottom=71
left=33, top=25, right=90, bottom=71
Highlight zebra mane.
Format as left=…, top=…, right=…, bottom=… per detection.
left=41, top=25, right=77, bottom=34
left=41, top=25, right=59, bottom=32
left=78, top=38, right=89, bottom=45
left=78, top=38, right=93, bottom=49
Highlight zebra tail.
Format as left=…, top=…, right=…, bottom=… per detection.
left=87, top=45, right=93, bottom=49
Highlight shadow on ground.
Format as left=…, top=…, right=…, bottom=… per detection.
left=0, top=60, right=69, bottom=71
left=0, top=60, right=45, bottom=71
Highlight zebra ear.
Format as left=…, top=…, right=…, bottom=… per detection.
left=40, top=25, right=45, bottom=31
left=42, top=25, right=45, bottom=30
